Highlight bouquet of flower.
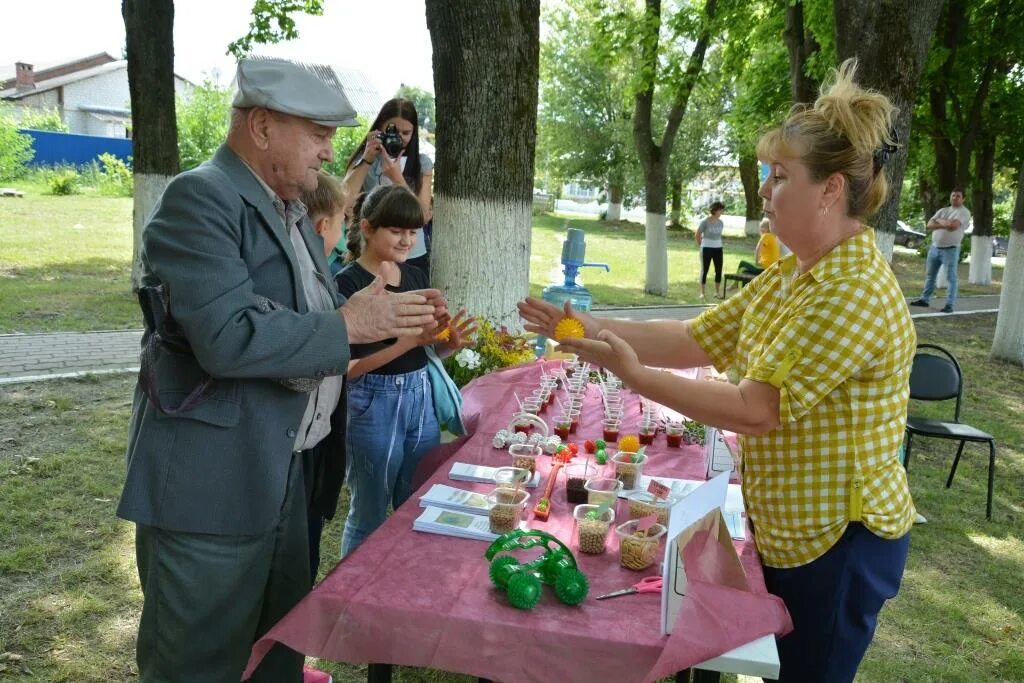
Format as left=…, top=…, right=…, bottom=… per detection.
left=443, top=319, right=535, bottom=388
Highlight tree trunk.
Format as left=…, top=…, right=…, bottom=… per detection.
left=607, top=180, right=623, bottom=222
left=833, top=0, right=943, bottom=261
left=633, top=0, right=717, bottom=296
left=738, top=148, right=762, bottom=236
left=969, top=137, right=995, bottom=285
left=426, top=0, right=539, bottom=329
left=783, top=0, right=820, bottom=104
left=668, top=177, right=682, bottom=227
left=123, top=0, right=179, bottom=290
left=991, top=160, right=1024, bottom=365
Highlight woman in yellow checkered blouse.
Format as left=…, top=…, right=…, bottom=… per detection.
left=518, top=59, right=915, bottom=683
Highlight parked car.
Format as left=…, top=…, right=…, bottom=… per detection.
left=992, top=236, right=1008, bottom=257
left=895, top=221, right=926, bottom=249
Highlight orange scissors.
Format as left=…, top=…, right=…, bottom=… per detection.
left=595, top=575, right=663, bottom=600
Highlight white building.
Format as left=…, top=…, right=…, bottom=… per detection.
left=0, top=52, right=192, bottom=138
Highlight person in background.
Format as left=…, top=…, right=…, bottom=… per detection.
left=696, top=201, right=727, bottom=299
left=341, top=98, right=433, bottom=273
left=118, top=57, right=444, bottom=683
left=520, top=59, right=915, bottom=683
left=755, top=217, right=783, bottom=268
left=737, top=218, right=782, bottom=277
left=910, top=188, right=971, bottom=313
left=298, top=170, right=349, bottom=583
left=336, top=185, right=474, bottom=557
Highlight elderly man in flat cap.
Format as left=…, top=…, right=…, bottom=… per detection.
left=117, top=57, right=444, bottom=682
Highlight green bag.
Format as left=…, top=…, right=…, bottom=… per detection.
left=424, top=346, right=466, bottom=435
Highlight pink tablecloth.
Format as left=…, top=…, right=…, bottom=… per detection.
left=245, top=361, right=791, bottom=682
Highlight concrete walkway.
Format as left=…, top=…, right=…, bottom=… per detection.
left=0, top=295, right=1002, bottom=385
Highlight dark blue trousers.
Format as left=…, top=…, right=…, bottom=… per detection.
left=763, top=523, right=910, bottom=683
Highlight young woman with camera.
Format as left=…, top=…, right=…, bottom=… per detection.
left=341, top=98, right=434, bottom=272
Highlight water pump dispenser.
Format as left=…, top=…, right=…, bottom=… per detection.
left=534, top=227, right=610, bottom=357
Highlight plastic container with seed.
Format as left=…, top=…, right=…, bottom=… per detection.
left=508, top=443, right=541, bottom=473
left=493, top=466, right=531, bottom=489
left=626, top=490, right=672, bottom=525
left=572, top=504, right=615, bottom=555
left=616, top=519, right=668, bottom=571
left=486, top=487, right=530, bottom=534
left=584, top=477, right=622, bottom=507
left=564, top=462, right=599, bottom=505
left=611, top=450, right=647, bottom=490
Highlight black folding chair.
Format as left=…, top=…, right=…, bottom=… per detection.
left=904, top=343, right=996, bottom=519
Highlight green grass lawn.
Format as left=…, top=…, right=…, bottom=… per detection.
left=0, top=182, right=139, bottom=333
left=0, top=191, right=1004, bottom=333
left=1, top=314, right=1022, bottom=681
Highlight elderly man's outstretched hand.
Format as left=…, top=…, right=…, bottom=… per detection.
left=516, top=297, right=601, bottom=340
left=340, top=265, right=445, bottom=344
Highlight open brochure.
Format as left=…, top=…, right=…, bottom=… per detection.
left=419, top=484, right=492, bottom=514
left=412, top=506, right=500, bottom=542
left=448, top=462, right=541, bottom=488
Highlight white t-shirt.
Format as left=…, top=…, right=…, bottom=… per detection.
left=931, top=206, right=971, bottom=248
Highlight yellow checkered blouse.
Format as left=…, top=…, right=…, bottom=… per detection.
left=692, top=229, right=916, bottom=568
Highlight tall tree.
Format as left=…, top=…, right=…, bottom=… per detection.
left=538, top=0, right=639, bottom=222
left=991, top=159, right=1024, bottom=365
left=426, top=0, right=540, bottom=327
left=227, top=0, right=324, bottom=58
left=722, top=2, right=790, bottom=236
left=123, top=0, right=179, bottom=290
left=631, top=0, right=720, bottom=296
left=783, top=0, right=821, bottom=104
left=833, top=0, right=943, bottom=260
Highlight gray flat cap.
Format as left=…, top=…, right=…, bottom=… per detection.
left=232, top=56, right=359, bottom=127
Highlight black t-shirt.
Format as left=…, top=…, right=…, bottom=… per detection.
left=335, top=261, right=429, bottom=375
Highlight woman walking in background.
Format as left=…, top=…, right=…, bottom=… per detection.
left=696, top=201, right=726, bottom=299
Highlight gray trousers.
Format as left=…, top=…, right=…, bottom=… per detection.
left=135, top=452, right=310, bottom=682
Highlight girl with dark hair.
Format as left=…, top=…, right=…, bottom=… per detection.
left=696, top=200, right=727, bottom=300
left=341, top=98, right=434, bottom=272
left=335, top=185, right=474, bottom=556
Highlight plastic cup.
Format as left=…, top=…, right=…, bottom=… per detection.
left=508, top=443, right=541, bottom=473
left=612, top=451, right=647, bottom=490
left=573, top=503, right=616, bottom=555
left=638, top=421, right=657, bottom=445
left=523, top=398, right=542, bottom=415
left=553, top=415, right=571, bottom=440
left=493, top=466, right=531, bottom=488
left=602, top=418, right=621, bottom=443
left=665, top=422, right=684, bottom=447
left=626, top=490, right=672, bottom=525
left=487, top=487, right=530, bottom=534
left=585, top=477, right=623, bottom=506
left=564, top=462, right=600, bottom=505
left=616, top=519, right=668, bottom=571
left=568, top=408, right=581, bottom=434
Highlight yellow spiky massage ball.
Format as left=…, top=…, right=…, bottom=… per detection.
left=553, top=317, right=585, bottom=342
left=435, top=326, right=451, bottom=342
left=618, top=434, right=640, bottom=453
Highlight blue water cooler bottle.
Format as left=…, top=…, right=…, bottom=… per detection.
left=534, top=227, right=610, bottom=357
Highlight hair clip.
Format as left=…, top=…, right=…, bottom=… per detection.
left=873, top=127, right=899, bottom=176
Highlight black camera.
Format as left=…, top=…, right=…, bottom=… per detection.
left=379, top=124, right=404, bottom=157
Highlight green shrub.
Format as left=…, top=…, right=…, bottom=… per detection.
left=19, top=107, right=68, bottom=132
left=95, top=153, right=133, bottom=197
left=47, top=168, right=81, bottom=195
left=0, top=104, right=34, bottom=180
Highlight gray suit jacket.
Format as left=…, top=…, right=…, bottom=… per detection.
left=118, top=145, right=351, bottom=535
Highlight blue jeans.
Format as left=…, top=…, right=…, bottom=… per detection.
left=341, top=368, right=439, bottom=557
left=763, top=523, right=910, bottom=683
left=920, top=244, right=960, bottom=308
